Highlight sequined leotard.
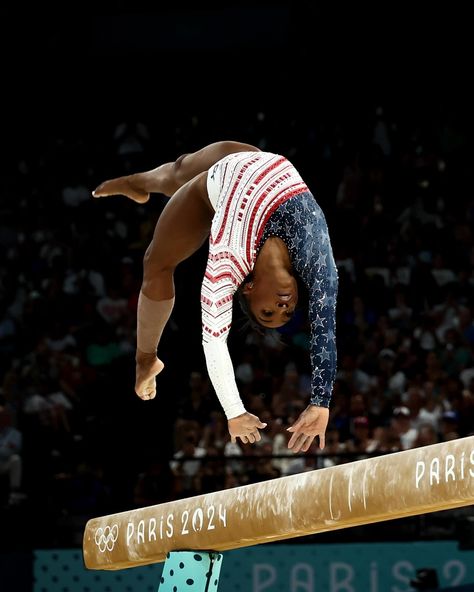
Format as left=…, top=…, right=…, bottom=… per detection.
left=202, top=151, right=338, bottom=419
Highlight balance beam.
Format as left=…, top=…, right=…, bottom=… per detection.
left=83, top=436, right=474, bottom=570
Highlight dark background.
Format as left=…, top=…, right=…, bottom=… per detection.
left=3, top=6, right=472, bottom=133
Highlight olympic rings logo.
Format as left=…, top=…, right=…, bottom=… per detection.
left=94, top=525, right=119, bottom=553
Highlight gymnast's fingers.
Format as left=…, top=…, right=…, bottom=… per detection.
left=301, top=435, right=315, bottom=453
left=287, top=429, right=301, bottom=449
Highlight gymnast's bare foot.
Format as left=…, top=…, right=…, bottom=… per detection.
left=135, top=351, right=165, bottom=400
left=92, top=174, right=150, bottom=204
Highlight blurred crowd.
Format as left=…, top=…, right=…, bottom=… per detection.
left=0, top=103, right=473, bottom=546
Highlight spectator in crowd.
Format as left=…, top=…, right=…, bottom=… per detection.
left=0, top=403, right=24, bottom=505
left=414, top=423, right=439, bottom=447
left=346, top=416, right=375, bottom=455
left=170, top=432, right=206, bottom=496
left=391, top=406, right=418, bottom=450
left=318, top=425, right=347, bottom=468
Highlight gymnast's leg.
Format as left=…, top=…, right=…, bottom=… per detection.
left=92, top=140, right=260, bottom=202
left=134, top=172, right=213, bottom=400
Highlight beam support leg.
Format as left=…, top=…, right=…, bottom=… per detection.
left=158, top=551, right=223, bottom=591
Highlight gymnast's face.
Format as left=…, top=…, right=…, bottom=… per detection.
left=242, top=274, right=298, bottom=328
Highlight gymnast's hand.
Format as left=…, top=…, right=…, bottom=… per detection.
left=135, top=350, right=165, bottom=400
left=228, top=412, right=268, bottom=445
left=92, top=174, right=150, bottom=204
left=287, top=405, right=329, bottom=453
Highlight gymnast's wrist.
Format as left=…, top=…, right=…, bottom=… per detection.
left=228, top=412, right=247, bottom=421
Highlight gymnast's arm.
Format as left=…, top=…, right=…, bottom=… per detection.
left=201, top=273, right=267, bottom=445
left=287, top=259, right=339, bottom=452
left=92, top=140, right=260, bottom=202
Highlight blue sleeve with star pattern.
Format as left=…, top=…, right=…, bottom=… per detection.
left=259, top=192, right=338, bottom=407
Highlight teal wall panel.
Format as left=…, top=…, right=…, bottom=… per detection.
left=33, top=542, right=474, bottom=592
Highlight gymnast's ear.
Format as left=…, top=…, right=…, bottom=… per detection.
left=241, top=281, right=254, bottom=296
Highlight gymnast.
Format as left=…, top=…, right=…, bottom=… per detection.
left=92, top=141, right=338, bottom=453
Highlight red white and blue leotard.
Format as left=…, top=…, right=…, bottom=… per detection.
left=202, top=151, right=337, bottom=419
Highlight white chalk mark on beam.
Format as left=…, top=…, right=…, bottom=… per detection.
left=348, top=465, right=354, bottom=512
left=362, top=462, right=368, bottom=510
left=329, top=472, right=335, bottom=520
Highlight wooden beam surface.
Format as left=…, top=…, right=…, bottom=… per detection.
left=83, top=436, right=474, bottom=570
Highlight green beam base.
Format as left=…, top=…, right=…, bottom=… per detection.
left=158, top=551, right=223, bottom=591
